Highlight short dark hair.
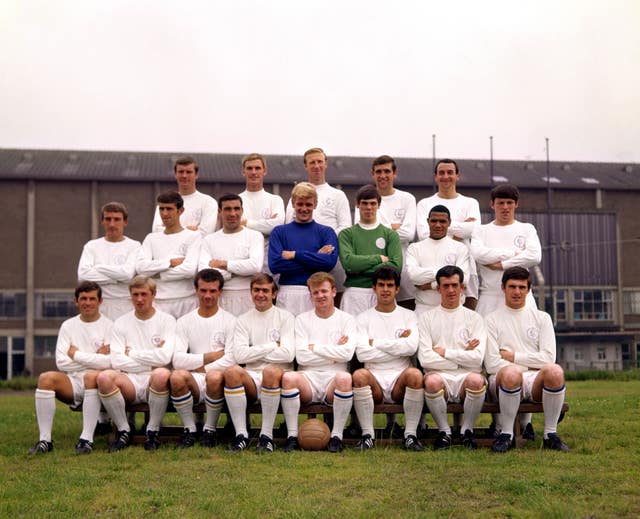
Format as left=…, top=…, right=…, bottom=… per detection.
left=174, top=156, right=199, bottom=174
left=491, top=184, right=519, bottom=202
left=250, top=273, right=278, bottom=293
left=75, top=281, right=102, bottom=300
left=194, top=268, right=225, bottom=290
left=100, top=202, right=128, bottom=221
left=501, top=267, right=531, bottom=288
left=372, top=265, right=401, bottom=287
left=428, top=205, right=451, bottom=220
left=157, top=191, right=184, bottom=210
left=435, top=265, right=464, bottom=285
left=434, top=158, right=459, bottom=174
left=218, top=193, right=243, bottom=208
left=372, top=155, right=397, bottom=172
left=355, top=184, right=381, bottom=204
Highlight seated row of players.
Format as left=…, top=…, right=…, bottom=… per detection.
left=28, top=264, right=568, bottom=455
left=79, top=150, right=540, bottom=324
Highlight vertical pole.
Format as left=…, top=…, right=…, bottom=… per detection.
left=489, top=136, right=494, bottom=187
left=432, top=134, right=436, bottom=192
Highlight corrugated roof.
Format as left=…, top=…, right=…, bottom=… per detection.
left=0, top=148, right=637, bottom=190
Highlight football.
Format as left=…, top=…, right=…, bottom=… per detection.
left=298, top=418, right=331, bottom=451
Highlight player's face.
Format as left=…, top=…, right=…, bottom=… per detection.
left=75, top=290, right=102, bottom=320
left=220, top=199, right=243, bottom=232
left=357, top=197, right=379, bottom=224
left=158, top=203, right=183, bottom=228
left=373, top=278, right=399, bottom=306
left=437, top=274, right=464, bottom=309
left=371, top=162, right=397, bottom=193
left=251, top=282, right=276, bottom=312
left=310, top=281, right=336, bottom=312
left=503, top=278, right=530, bottom=309
left=196, top=279, right=222, bottom=310
left=102, top=211, right=127, bottom=242
left=428, top=212, right=450, bottom=240
left=435, top=163, right=459, bottom=191
left=174, top=163, right=198, bottom=193
left=130, top=285, right=155, bottom=314
left=242, top=159, right=266, bottom=190
left=491, top=197, right=518, bottom=226
left=304, top=152, right=327, bottom=185
left=293, top=196, right=317, bottom=224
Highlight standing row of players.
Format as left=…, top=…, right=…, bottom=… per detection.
left=29, top=264, right=568, bottom=455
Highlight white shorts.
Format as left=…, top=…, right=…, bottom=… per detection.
left=276, top=285, right=313, bottom=316
left=190, top=372, right=207, bottom=404
left=429, top=371, right=486, bottom=403
left=124, top=372, right=151, bottom=404
left=340, top=287, right=376, bottom=316
left=488, top=370, right=539, bottom=402
left=100, top=298, right=133, bottom=321
left=369, top=368, right=402, bottom=403
left=220, top=289, right=253, bottom=317
left=301, top=370, right=336, bottom=404
left=246, top=369, right=263, bottom=401
left=66, top=372, right=86, bottom=409
left=155, top=295, right=198, bottom=319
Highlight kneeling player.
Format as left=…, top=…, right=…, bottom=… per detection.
left=170, top=269, right=237, bottom=448
left=28, top=281, right=112, bottom=455
left=280, top=272, right=357, bottom=452
left=353, top=266, right=423, bottom=451
left=418, top=265, right=487, bottom=450
left=485, top=267, right=569, bottom=453
left=224, top=273, right=295, bottom=452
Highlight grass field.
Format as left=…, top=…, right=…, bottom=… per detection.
left=1, top=380, right=639, bottom=518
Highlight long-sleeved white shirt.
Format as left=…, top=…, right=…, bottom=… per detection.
left=110, top=309, right=176, bottom=373
left=136, top=229, right=201, bottom=300
left=417, top=305, right=486, bottom=375
left=416, top=193, right=481, bottom=242
left=77, top=237, right=141, bottom=300
left=231, top=305, right=295, bottom=372
left=286, top=182, right=352, bottom=234
left=355, top=305, right=418, bottom=372
left=294, top=308, right=357, bottom=373
left=152, top=190, right=218, bottom=236
left=172, top=307, right=237, bottom=372
left=484, top=304, right=556, bottom=375
left=55, top=314, right=113, bottom=373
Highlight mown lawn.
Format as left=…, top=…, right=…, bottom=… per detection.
left=1, top=380, right=639, bottom=518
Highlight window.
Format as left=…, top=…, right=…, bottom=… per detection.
left=0, top=292, right=26, bottom=319
left=0, top=336, right=25, bottom=380
left=623, top=291, right=640, bottom=315
left=597, top=347, right=606, bottom=360
left=35, top=336, right=58, bottom=358
left=573, top=289, right=614, bottom=321
left=36, top=293, right=76, bottom=319
left=574, top=349, right=584, bottom=361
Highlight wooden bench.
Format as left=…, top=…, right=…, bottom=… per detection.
left=115, top=400, right=568, bottom=448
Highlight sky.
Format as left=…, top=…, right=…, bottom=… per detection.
left=1, top=0, right=638, bottom=163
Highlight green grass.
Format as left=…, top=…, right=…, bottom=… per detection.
left=1, top=381, right=639, bottom=518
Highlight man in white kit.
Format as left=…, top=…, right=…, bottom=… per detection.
left=151, top=156, right=218, bottom=236
left=170, top=268, right=237, bottom=448
left=223, top=273, right=295, bottom=453
left=77, top=202, right=141, bottom=321
left=484, top=267, right=569, bottom=453
left=285, top=148, right=351, bottom=291
left=137, top=191, right=202, bottom=319
left=198, top=193, right=264, bottom=316
left=407, top=205, right=470, bottom=316
left=352, top=266, right=424, bottom=451
left=97, top=275, right=175, bottom=452
left=360, top=155, right=417, bottom=304
left=470, top=184, right=541, bottom=317
left=27, top=281, right=113, bottom=455
left=280, top=272, right=357, bottom=453
left=238, top=153, right=285, bottom=271
left=416, top=159, right=481, bottom=310
left=418, top=265, right=487, bottom=450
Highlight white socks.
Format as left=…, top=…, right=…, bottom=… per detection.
left=260, top=386, right=281, bottom=439
left=99, top=388, right=129, bottom=432
left=353, top=386, right=374, bottom=437
left=280, top=388, right=300, bottom=437
left=424, top=389, right=450, bottom=434
left=80, top=388, right=101, bottom=442
left=331, top=390, right=353, bottom=439
left=35, top=389, right=56, bottom=442
left=403, top=387, right=424, bottom=438
left=461, top=385, right=487, bottom=434
left=498, top=385, right=522, bottom=438
left=225, top=386, right=248, bottom=437
left=543, top=385, right=566, bottom=438
left=146, top=387, right=169, bottom=432
left=204, top=394, right=224, bottom=431
left=172, top=391, right=196, bottom=432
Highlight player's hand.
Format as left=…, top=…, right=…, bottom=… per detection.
left=416, top=283, right=431, bottom=291
left=67, top=345, right=78, bottom=359
left=465, top=338, right=480, bottom=350
left=464, top=217, right=476, bottom=222
left=380, top=255, right=389, bottom=263
left=369, top=338, right=374, bottom=346
left=186, top=225, right=199, bottom=231
left=317, top=244, right=334, bottom=254
left=338, top=335, right=348, bottom=345
left=125, top=346, right=131, bottom=356
left=499, top=349, right=515, bottom=362
left=96, top=343, right=110, bottom=355
left=486, top=261, right=503, bottom=271
left=282, top=250, right=295, bottom=260
left=170, top=257, right=185, bottom=267
left=240, top=219, right=247, bottom=226
left=433, top=346, right=445, bottom=357
left=399, top=329, right=411, bottom=338
left=308, top=344, right=315, bottom=352
left=210, top=259, right=227, bottom=269
left=391, top=223, right=401, bottom=231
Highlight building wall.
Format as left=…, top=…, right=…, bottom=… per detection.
left=1, top=181, right=27, bottom=287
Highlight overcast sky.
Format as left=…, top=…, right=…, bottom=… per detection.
left=1, top=0, right=638, bottom=163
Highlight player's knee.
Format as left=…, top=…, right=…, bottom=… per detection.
left=96, top=370, right=115, bottom=391
left=37, top=371, right=56, bottom=390
left=83, top=371, right=99, bottom=387
left=281, top=371, right=297, bottom=390
left=466, top=373, right=485, bottom=391
left=223, top=365, right=244, bottom=385
left=262, top=365, right=283, bottom=386
left=206, top=370, right=224, bottom=389
left=498, top=366, right=522, bottom=389
left=405, top=368, right=423, bottom=388
left=150, top=367, right=171, bottom=387
left=424, top=374, right=443, bottom=393
left=544, top=363, right=565, bottom=387
left=352, top=368, right=370, bottom=387
left=334, top=371, right=352, bottom=391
